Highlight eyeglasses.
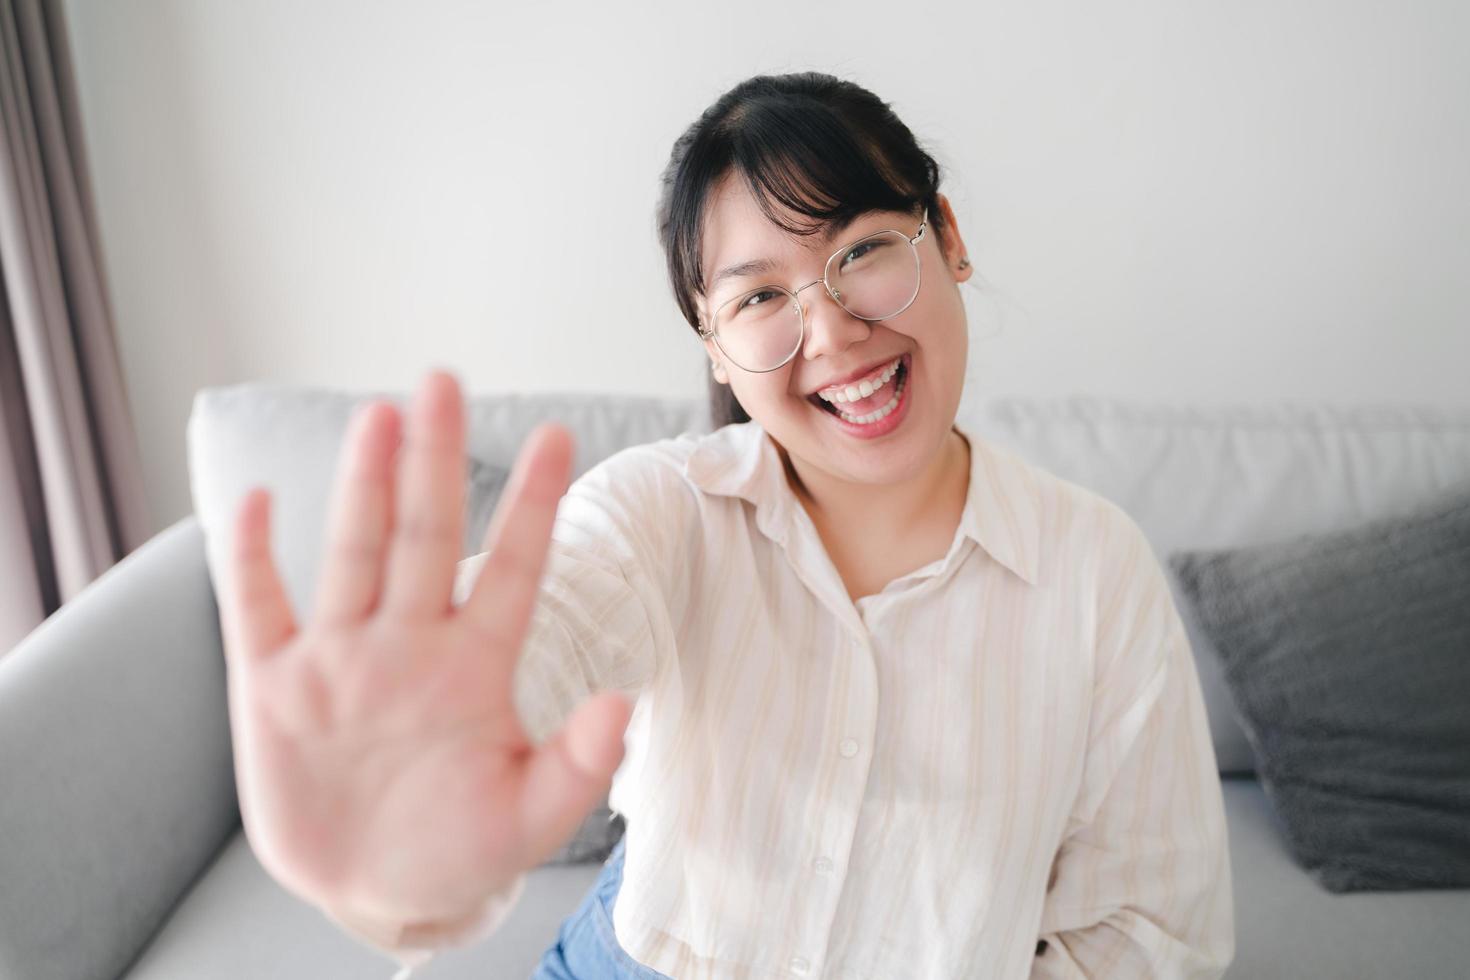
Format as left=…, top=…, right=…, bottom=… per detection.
left=698, top=207, right=928, bottom=373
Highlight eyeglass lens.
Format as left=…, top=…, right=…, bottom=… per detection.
left=712, top=230, right=920, bottom=372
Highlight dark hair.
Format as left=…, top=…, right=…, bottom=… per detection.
left=655, top=72, right=952, bottom=429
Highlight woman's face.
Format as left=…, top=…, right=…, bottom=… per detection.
left=698, top=173, right=974, bottom=489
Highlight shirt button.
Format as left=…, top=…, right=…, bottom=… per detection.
left=812, top=856, right=833, bottom=874
left=789, top=955, right=811, bottom=974
left=839, top=737, right=859, bottom=757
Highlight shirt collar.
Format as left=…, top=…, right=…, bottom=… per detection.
left=683, top=417, right=1041, bottom=587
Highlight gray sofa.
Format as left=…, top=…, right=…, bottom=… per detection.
left=2, top=386, right=1467, bottom=980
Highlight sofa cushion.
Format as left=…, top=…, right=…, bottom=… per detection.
left=119, top=782, right=1470, bottom=979
left=1168, top=482, right=1470, bottom=892
left=120, top=827, right=601, bottom=979
left=1221, top=777, right=1470, bottom=979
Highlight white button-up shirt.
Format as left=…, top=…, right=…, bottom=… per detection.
left=369, top=418, right=1234, bottom=978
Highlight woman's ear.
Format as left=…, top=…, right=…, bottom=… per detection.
left=703, top=338, right=730, bottom=384
left=935, top=192, right=974, bottom=284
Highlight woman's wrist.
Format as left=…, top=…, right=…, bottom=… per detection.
left=322, top=871, right=530, bottom=959
left=397, top=871, right=528, bottom=947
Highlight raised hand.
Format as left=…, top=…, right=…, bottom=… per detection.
left=217, top=369, right=634, bottom=928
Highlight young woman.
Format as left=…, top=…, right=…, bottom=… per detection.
left=219, top=73, right=1234, bottom=979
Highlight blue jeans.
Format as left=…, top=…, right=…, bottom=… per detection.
left=531, top=835, right=672, bottom=979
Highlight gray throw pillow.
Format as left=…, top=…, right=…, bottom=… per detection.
left=464, top=456, right=628, bottom=865
left=463, top=456, right=510, bottom=558
left=1166, top=480, right=1470, bottom=893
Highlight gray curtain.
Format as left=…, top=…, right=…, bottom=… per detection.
left=0, top=0, right=151, bottom=655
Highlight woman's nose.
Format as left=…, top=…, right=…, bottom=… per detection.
left=797, top=283, right=870, bottom=360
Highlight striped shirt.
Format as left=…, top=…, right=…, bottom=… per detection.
left=353, top=417, right=1234, bottom=978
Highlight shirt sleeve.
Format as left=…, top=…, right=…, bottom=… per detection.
left=1030, top=507, right=1235, bottom=979
left=319, top=442, right=693, bottom=966
left=451, top=440, right=689, bottom=746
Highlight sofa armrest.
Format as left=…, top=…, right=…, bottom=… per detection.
left=0, top=516, right=240, bottom=980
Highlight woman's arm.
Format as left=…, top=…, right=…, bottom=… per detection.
left=1030, top=510, right=1235, bottom=979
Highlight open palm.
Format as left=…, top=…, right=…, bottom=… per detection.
left=216, top=370, right=634, bottom=928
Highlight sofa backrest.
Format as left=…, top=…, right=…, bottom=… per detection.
left=187, top=384, right=710, bottom=627
left=188, top=385, right=1470, bottom=775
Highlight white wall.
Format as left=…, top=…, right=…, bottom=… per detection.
left=62, top=0, right=1470, bottom=532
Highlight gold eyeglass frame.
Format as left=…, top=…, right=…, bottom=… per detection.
left=698, top=206, right=929, bottom=374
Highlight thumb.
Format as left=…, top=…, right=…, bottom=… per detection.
left=516, top=691, right=635, bottom=864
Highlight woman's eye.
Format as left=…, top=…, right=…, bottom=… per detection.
left=740, top=290, right=776, bottom=309
left=841, top=242, right=877, bottom=268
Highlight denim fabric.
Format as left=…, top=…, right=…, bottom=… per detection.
left=531, top=836, right=672, bottom=979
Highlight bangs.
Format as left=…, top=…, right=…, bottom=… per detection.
left=731, top=99, right=920, bottom=239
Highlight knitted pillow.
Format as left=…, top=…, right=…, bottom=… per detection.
left=1167, top=480, right=1470, bottom=893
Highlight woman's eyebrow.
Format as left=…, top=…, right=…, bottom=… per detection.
left=708, top=213, right=871, bottom=289
left=709, top=257, right=779, bottom=290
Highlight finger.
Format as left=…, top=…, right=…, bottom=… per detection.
left=517, top=691, right=635, bottom=865
left=221, top=486, right=298, bottom=666
left=382, top=370, right=468, bottom=619
left=313, top=400, right=402, bottom=627
left=458, top=421, right=573, bottom=658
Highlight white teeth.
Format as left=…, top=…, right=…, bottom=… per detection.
left=835, top=368, right=907, bottom=424
left=818, top=357, right=902, bottom=404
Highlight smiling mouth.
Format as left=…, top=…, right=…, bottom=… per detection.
left=808, top=357, right=908, bottom=418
